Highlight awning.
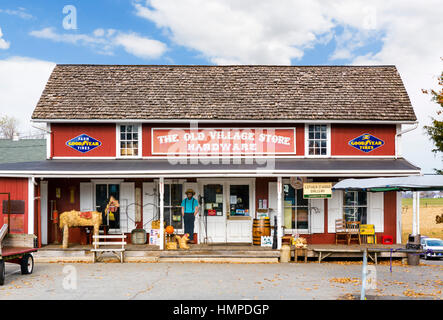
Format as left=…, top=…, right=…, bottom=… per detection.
left=332, top=175, right=443, bottom=191
left=0, top=158, right=420, bottom=178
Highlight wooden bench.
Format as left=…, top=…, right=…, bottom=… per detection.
left=313, top=248, right=379, bottom=264
left=91, top=234, right=126, bottom=263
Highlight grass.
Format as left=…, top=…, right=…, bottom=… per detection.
left=402, top=197, right=443, bottom=207
left=401, top=201, right=443, bottom=243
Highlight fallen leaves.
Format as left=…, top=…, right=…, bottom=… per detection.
left=329, top=277, right=361, bottom=284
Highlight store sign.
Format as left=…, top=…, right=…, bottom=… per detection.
left=348, top=133, right=384, bottom=153
left=152, top=128, right=296, bottom=155
left=66, top=134, right=102, bottom=153
left=303, top=182, right=332, bottom=199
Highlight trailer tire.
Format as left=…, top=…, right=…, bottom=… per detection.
left=20, top=254, right=34, bottom=275
left=0, top=259, right=5, bottom=285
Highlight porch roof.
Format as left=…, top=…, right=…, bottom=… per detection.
left=0, top=158, right=420, bottom=178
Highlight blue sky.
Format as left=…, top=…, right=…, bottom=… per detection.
left=0, top=0, right=442, bottom=172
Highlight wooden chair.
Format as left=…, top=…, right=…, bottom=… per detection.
left=346, top=221, right=361, bottom=245
left=335, top=219, right=349, bottom=244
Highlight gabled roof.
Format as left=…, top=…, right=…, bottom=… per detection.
left=0, top=139, right=46, bottom=163
left=32, top=65, right=416, bottom=122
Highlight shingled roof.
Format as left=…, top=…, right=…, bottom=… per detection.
left=31, top=65, right=416, bottom=122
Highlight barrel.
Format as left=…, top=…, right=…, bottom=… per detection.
left=252, top=218, right=271, bottom=245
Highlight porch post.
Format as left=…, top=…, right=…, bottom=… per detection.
left=412, top=191, right=417, bottom=235
left=416, top=191, right=420, bottom=235
left=159, top=176, right=165, bottom=250
left=277, top=176, right=283, bottom=250
left=28, top=177, right=35, bottom=235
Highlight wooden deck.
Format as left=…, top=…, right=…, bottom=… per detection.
left=35, top=243, right=406, bottom=263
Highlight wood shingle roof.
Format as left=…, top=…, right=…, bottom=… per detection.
left=31, top=65, right=416, bottom=122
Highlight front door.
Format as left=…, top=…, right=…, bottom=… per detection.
left=200, top=183, right=226, bottom=243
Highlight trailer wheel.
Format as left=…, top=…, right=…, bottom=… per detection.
left=20, top=254, right=34, bottom=275
left=0, top=259, right=5, bottom=285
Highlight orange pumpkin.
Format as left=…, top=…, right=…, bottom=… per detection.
left=165, top=225, right=174, bottom=234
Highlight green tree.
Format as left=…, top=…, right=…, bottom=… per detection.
left=423, top=69, right=443, bottom=174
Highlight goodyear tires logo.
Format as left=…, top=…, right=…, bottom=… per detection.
left=349, top=133, right=384, bottom=153
left=66, top=134, right=102, bottom=153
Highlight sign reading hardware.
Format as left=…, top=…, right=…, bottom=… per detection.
left=303, top=182, right=332, bottom=199
left=348, top=133, right=385, bottom=153
left=152, top=128, right=296, bottom=155
left=66, top=134, right=102, bottom=153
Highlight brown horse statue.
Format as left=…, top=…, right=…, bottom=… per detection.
left=59, top=197, right=119, bottom=249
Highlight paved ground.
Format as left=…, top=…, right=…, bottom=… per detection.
left=0, top=259, right=441, bottom=300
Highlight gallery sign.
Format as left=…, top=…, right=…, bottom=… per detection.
left=348, top=133, right=385, bottom=153
left=303, top=182, right=332, bottom=199
left=66, top=134, right=102, bottom=153
left=152, top=128, right=296, bottom=155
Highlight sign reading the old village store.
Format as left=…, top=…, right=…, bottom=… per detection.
left=152, top=128, right=296, bottom=155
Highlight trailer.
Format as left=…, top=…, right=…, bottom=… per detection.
left=0, top=224, right=37, bottom=285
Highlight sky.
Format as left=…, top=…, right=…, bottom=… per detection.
left=0, top=0, right=442, bottom=173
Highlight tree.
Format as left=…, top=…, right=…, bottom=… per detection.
left=0, top=114, right=19, bottom=139
left=423, top=67, right=443, bottom=174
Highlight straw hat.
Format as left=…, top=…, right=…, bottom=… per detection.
left=185, top=188, right=195, bottom=195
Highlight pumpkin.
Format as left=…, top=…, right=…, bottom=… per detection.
left=165, top=225, right=174, bottom=234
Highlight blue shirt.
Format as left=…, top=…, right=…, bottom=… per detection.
left=181, top=197, right=198, bottom=213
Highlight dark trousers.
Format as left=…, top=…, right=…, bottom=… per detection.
left=184, top=212, right=195, bottom=241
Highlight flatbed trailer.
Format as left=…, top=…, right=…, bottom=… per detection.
left=0, top=224, right=37, bottom=285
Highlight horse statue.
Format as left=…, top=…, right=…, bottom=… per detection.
left=59, top=197, right=119, bottom=249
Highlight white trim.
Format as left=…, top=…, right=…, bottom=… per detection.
left=46, top=123, right=51, bottom=159
left=305, top=123, right=331, bottom=157
left=396, top=191, right=402, bottom=244
left=151, top=127, right=297, bottom=155
left=159, top=177, right=165, bottom=250
left=49, top=155, right=399, bottom=160
left=116, top=123, right=142, bottom=159
left=31, top=119, right=417, bottom=124
left=28, top=177, right=35, bottom=235
left=40, top=181, right=48, bottom=245
left=277, top=177, right=283, bottom=249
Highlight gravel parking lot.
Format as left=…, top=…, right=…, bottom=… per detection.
left=0, top=259, right=441, bottom=300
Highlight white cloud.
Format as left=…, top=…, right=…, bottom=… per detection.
left=29, top=27, right=167, bottom=60
left=133, top=0, right=443, bottom=172
left=0, top=57, right=55, bottom=136
left=0, top=27, right=10, bottom=50
left=0, top=8, right=33, bottom=20
left=114, top=33, right=167, bottom=59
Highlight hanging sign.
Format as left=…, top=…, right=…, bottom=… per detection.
left=290, top=177, right=305, bottom=190
left=66, top=134, right=102, bottom=153
left=152, top=128, right=296, bottom=155
left=303, top=182, right=332, bottom=199
left=348, top=133, right=385, bottom=153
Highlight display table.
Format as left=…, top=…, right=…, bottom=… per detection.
left=294, top=247, right=308, bottom=263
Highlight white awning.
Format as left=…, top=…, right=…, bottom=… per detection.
left=333, top=175, right=443, bottom=191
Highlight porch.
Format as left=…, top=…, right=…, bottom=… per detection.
left=34, top=243, right=406, bottom=263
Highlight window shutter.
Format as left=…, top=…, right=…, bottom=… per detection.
left=368, top=192, right=384, bottom=232
left=80, top=182, right=93, bottom=212
left=120, top=182, right=136, bottom=232
left=268, top=182, right=278, bottom=225
left=142, top=182, right=156, bottom=230
left=310, top=198, right=324, bottom=233
left=328, top=190, right=342, bottom=233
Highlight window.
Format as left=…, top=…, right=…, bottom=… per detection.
left=229, top=185, right=250, bottom=216
left=95, top=183, right=120, bottom=229
left=307, top=124, right=328, bottom=155
left=343, top=191, right=367, bottom=223
left=283, top=184, right=309, bottom=230
left=119, top=124, right=140, bottom=157
left=163, top=184, right=183, bottom=230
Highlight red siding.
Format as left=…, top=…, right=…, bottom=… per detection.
left=52, top=123, right=116, bottom=157
left=0, top=178, right=28, bottom=234
left=331, top=124, right=396, bottom=156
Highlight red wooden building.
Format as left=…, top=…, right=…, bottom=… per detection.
left=0, top=65, right=420, bottom=249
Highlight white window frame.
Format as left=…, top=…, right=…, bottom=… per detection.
left=342, top=190, right=368, bottom=223
left=282, top=178, right=310, bottom=234
left=116, top=123, right=142, bottom=158
left=304, top=124, right=331, bottom=157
